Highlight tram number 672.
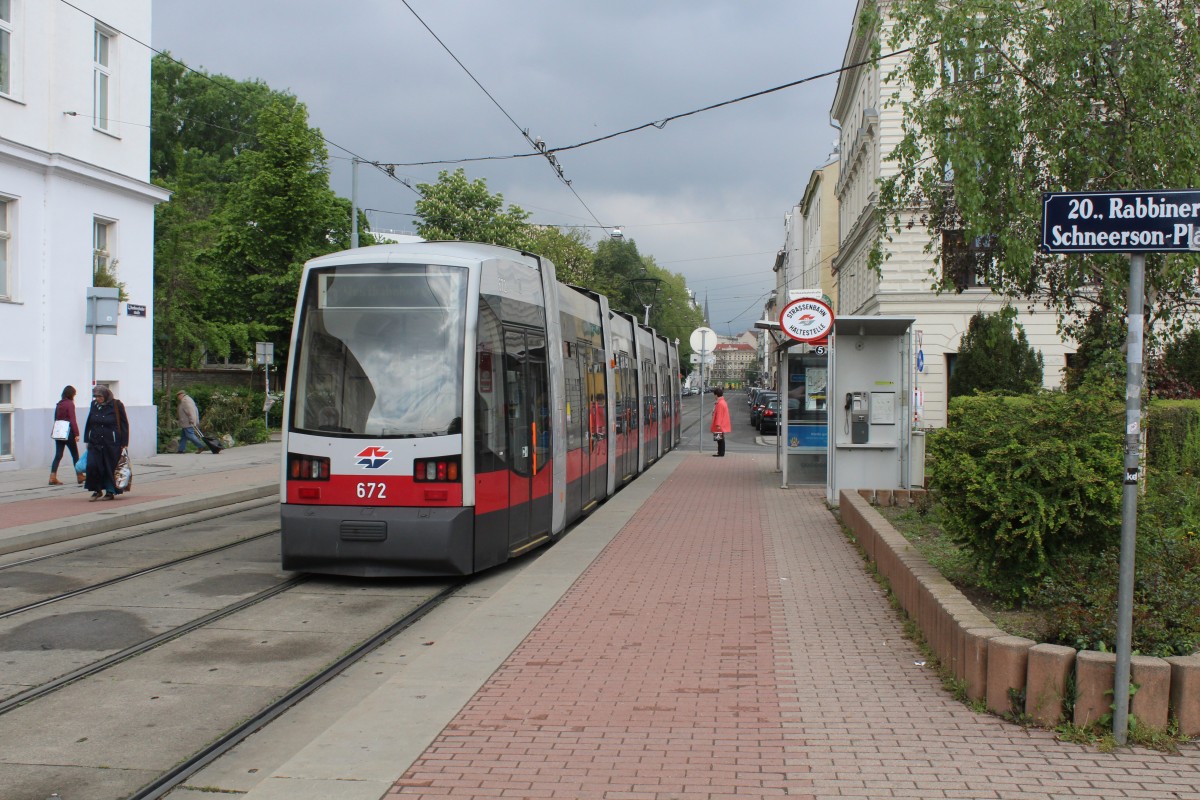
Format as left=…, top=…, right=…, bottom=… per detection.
left=356, top=482, right=387, bottom=499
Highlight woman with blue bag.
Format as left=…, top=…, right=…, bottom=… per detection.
left=83, top=385, right=130, bottom=501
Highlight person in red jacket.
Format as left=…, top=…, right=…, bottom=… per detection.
left=50, top=385, right=83, bottom=485
left=710, top=386, right=732, bottom=457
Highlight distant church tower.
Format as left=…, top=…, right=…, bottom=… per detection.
left=704, top=293, right=711, bottom=327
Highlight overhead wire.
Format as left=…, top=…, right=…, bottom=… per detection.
left=373, top=43, right=924, bottom=168
left=398, top=0, right=609, bottom=230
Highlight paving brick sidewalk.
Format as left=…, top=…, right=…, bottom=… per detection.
left=387, top=453, right=1200, bottom=800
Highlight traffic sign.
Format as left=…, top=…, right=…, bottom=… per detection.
left=1042, top=189, right=1200, bottom=253
left=917, top=350, right=924, bottom=372
left=689, top=326, right=716, bottom=353
left=779, top=297, right=834, bottom=343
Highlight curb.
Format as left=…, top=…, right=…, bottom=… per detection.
left=0, top=483, right=278, bottom=556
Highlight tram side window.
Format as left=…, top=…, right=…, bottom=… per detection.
left=475, top=306, right=505, bottom=471
left=587, top=346, right=606, bottom=445
left=564, top=343, right=584, bottom=454
left=642, top=359, right=655, bottom=428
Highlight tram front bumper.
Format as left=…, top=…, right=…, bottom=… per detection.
left=281, top=503, right=475, bottom=577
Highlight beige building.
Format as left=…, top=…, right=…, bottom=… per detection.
left=712, top=343, right=756, bottom=389
left=828, top=0, right=1071, bottom=429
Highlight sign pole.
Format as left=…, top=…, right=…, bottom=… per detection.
left=90, top=295, right=98, bottom=388
left=1113, top=252, right=1145, bottom=746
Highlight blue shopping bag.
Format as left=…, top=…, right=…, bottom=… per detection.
left=75, top=449, right=88, bottom=473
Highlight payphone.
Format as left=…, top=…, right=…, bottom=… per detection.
left=845, top=392, right=869, bottom=443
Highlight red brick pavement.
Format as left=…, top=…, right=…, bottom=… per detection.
left=387, top=453, right=1200, bottom=800
left=0, top=466, right=274, bottom=528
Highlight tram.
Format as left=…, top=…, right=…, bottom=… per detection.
left=279, top=241, right=680, bottom=577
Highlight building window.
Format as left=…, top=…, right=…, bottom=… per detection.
left=942, top=230, right=995, bottom=290
left=0, top=197, right=10, bottom=299
left=0, top=381, right=12, bottom=459
left=93, top=217, right=114, bottom=284
left=0, top=0, right=12, bottom=96
left=93, top=26, right=112, bottom=130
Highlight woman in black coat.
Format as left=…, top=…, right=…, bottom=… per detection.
left=84, top=384, right=129, bottom=501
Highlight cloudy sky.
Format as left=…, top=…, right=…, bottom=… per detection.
left=152, top=1, right=858, bottom=336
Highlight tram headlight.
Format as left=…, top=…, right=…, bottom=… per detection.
left=413, top=456, right=461, bottom=482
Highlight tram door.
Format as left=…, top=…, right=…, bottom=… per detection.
left=504, top=329, right=551, bottom=551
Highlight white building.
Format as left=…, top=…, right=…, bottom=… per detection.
left=829, top=0, right=1071, bottom=429
left=0, top=0, right=168, bottom=468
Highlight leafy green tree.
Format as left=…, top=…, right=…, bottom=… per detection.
left=1158, top=328, right=1200, bottom=397
left=209, top=99, right=351, bottom=342
left=152, top=55, right=357, bottom=371
left=594, top=237, right=650, bottom=317
left=874, top=0, right=1200, bottom=342
left=414, top=169, right=534, bottom=249
left=527, top=226, right=598, bottom=287
left=949, top=306, right=1043, bottom=398
left=1064, top=306, right=1126, bottom=392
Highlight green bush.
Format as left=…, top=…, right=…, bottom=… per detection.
left=927, top=384, right=1123, bottom=603
left=1035, top=531, right=1200, bottom=657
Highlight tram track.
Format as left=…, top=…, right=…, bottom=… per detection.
left=129, top=579, right=465, bottom=800
left=0, top=574, right=309, bottom=715
left=0, top=530, right=279, bottom=620
left=0, top=496, right=276, bottom=573
left=0, top=503, right=281, bottom=618
left=0, top=524, right=468, bottom=800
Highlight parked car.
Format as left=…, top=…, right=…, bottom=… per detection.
left=749, top=391, right=778, bottom=427
left=758, top=397, right=801, bottom=435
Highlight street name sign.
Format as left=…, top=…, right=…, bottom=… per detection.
left=1042, top=189, right=1200, bottom=253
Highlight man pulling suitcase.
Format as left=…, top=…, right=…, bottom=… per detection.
left=176, top=390, right=222, bottom=454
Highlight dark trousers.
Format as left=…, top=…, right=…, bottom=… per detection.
left=716, top=433, right=726, bottom=456
left=51, top=439, right=81, bottom=473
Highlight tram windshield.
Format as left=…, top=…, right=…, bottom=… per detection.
left=291, top=264, right=468, bottom=437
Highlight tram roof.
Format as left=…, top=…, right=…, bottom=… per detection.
left=307, top=240, right=541, bottom=269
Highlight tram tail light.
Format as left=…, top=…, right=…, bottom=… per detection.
left=288, top=453, right=330, bottom=481
left=413, top=456, right=460, bottom=482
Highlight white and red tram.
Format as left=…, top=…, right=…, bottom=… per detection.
left=280, top=241, right=680, bottom=577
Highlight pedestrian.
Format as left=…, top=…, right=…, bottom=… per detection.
left=84, top=384, right=129, bottom=501
left=710, top=386, right=731, bottom=457
left=176, top=390, right=206, bottom=453
left=49, top=385, right=84, bottom=486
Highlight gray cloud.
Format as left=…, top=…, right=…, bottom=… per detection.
left=152, top=0, right=855, bottom=334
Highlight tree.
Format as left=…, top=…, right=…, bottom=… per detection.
left=152, top=56, right=356, bottom=371
left=414, top=169, right=534, bottom=249
left=948, top=306, right=1043, bottom=398
left=594, top=237, right=650, bottom=317
left=874, top=0, right=1200, bottom=343
left=209, top=99, right=352, bottom=342
left=527, top=226, right=598, bottom=287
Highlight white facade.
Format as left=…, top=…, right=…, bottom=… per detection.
left=828, top=0, right=1072, bottom=429
left=0, top=0, right=169, bottom=468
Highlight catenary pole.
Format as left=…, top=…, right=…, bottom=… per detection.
left=351, top=158, right=360, bottom=249
left=1113, top=252, right=1145, bottom=745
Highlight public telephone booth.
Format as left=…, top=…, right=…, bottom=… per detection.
left=825, top=316, right=916, bottom=505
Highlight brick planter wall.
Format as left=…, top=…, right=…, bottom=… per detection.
left=839, top=490, right=1197, bottom=735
